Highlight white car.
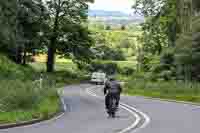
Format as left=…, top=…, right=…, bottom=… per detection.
left=91, top=72, right=107, bottom=85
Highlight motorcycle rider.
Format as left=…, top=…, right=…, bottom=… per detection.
left=104, top=75, right=122, bottom=111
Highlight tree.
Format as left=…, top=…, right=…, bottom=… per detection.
left=46, top=0, right=94, bottom=72
left=119, top=38, right=132, bottom=50
left=0, top=0, right=17, bottom=53
left=0, top=0, right=45, bottom=64
left=121, top=25, right=126, bottom=30
left=57, top=23, right=94, bottom=68
left=193, top=0, right=200, bottom=14
left=0, top=0, right=94, bottom=70
left=105, top=25, right=111, bottom=30
left=133, top=0, right=177, bottom=54
left=175, top=0, right=199, bottom=81
left=16, top=0, right=45, bottom=65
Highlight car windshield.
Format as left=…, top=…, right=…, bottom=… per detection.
left=92, top=72, right=106, bottom=78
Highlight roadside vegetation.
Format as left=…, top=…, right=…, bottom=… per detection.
left=124, top=75, right=200, bottom=103
left=88, top=0, right=200, bottom=104
left=89, top=22, right=141, bottom=61
left=0, top=55, right=60, bottom=124
left=0, top=53, right=89, bottom=124
left=120, top=0, right=200, bottom=103
left=0, top=0, right=199, bottom=125
left=0, top=0, right=93, bottom=124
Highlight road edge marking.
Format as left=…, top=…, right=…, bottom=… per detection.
left=118, top=105, right=141, bottom=133
left=58, top=89, right=67, bottom=112
left=86, top=86, right=150, bottom=133
left=120, top=103, right=151, bottom=132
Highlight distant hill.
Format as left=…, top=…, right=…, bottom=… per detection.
left=88, top=9, right=143, bottom=19
left=88, top=10, right=129, bottom=17
left=88, top=10, right=144, bottom=25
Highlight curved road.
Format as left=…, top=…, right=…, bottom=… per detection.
left=1, top=84, right=200, bottom=133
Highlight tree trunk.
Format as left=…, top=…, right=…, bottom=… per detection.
left=47, top=39, right=56, bottom=72
left=22, top=48, right=27, bottom=65
left=16, top=46, right=23, bottom=64
left=168, top=23, right=176, bottom=47
left=177, top=0, right=193, bottom=34
left=46, top=0, right=60, bottom=72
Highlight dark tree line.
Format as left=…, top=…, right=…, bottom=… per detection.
left=0, top=0, right=94, bottom=72
left=133, top=0, right=200, bottom=81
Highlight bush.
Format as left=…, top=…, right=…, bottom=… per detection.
left=119, top=67, right=135, bottom=76
left=88, top=61, right=119, bottom=75
left=150, top=65, right=176, bottom=81
left=137, top=52, right=151, bottom=72
left=0, top=79, right=57, bottom=111
left=149, top=49, right=176, bottom=81
left=159, top=70, right=174, bottom=81
left=161, top=48, right=175, bottom=65
left=93, top=44, right=126, bottom=61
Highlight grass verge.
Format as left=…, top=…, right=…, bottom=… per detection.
left=0, top=79, right=60, bottom=124
left=124, top=79, right=200, bottom=103
left=0, top=55, right=79, bottom=125
left=0, top=96, right=60, bottom=124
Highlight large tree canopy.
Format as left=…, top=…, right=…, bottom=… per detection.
left=133, top=0, right=200, bottom=81
left=133, top=0, right=177, bottom=56
left=46, top=0, right=94, bottom=72
left=0, top=0, right=94, bottom=72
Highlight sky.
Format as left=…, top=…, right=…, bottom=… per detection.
left=89, top=0, right=135, bottom=14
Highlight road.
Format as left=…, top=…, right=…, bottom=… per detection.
left=1, top=84, right=200, bottom=133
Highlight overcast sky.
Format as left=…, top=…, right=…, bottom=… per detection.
left=89, top=0, right=135, bottom=14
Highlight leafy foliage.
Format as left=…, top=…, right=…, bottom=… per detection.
left=134, top=0, right=176, bottom=54
left=88, top=61, right=118, bottom=75
left=0, top=0, right=94, bottom=72
left=133, top=0, right=200, bottom=82
left=45, top=0, right=94, bottom=72
left=90, top=29, right=138, bottom=61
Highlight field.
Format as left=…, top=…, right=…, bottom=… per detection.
left=89, top=24, right=142, bottom=61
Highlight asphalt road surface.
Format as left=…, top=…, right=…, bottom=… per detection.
left=1, top=84, right=200, bottom=133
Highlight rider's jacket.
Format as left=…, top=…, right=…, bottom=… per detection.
left=104, top=80, right=122, bottom=95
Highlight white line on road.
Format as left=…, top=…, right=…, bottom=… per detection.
left=118, top=105, right=141, bottom=133
left=58, top=89, right=67, bottom=112
left=85, top=86, right=151, bottom=133
left=120, top=103, right=151, bottom=133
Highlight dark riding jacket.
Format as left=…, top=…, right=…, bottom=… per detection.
left=104, top=80, right=122, bottom=95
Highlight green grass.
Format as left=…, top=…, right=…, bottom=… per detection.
left=0, top=96, right=59, bottom=124
left=29, top=61, right=89, bottom=87
left=98, top=60, right=136, bottom=69
left=29, top=61, right=76, bottom=72
left=124, top=79, right=200, bottom=103
left=0, top=55, right=66, bottom=124
left=0, top=78, right=60, bottom=124
left=0, top=55, right=34, bottom=80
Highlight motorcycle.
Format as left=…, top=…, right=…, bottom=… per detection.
left=107, top=94, right=118, bottom=118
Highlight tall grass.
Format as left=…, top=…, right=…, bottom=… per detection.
left=0, top=79, right=60, bottom=123
left=0, top=54, right=61, bottom=123
left=124, top=77, right=200, bottom=103
left=0, top=79, right=57, bottom=111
